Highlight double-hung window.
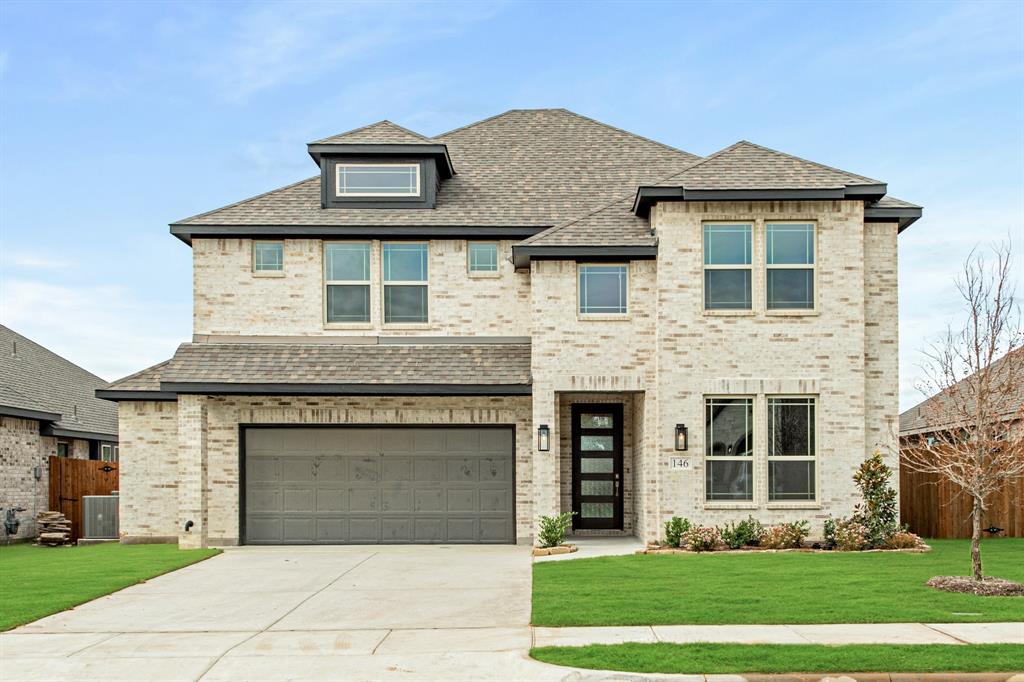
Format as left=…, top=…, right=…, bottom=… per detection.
left=766, top=223, right=815, bottom=309
left=704, top=224, right=752, bottom=310
left=468, top=242, right=499, bottom=275
left=336, top=164, right=420, bottom=197
left=100, top=443, right=119, bottom=462
left=383, top=243, right=428, bottom=323
left=705, top=397, right=754, bottom=501
left=325, top=243, right=371, bottom=323
left=767, top=397, right=816, bottom=501
left=578, top=264, right=628, bottom=315
left=253, top=241, right=283, bottom=273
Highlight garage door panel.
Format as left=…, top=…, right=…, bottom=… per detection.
left=381, top=488, right=413, bottom=512
left=247, top=457, right=278, bottom=483
left=281, top=517, right=314, bottom=542
left=414, top=517, right=444, bottom=542
left=382, top=458, right=412, bottom=481
left=444, top=429, right=479, bottom=453
left=411, top=429, right=445, bottom=453
left=479, top=458, right=510, bottom=482
left=316, top=488, right=346, bottom=512
left=480, top=517, right=512, bottom=543
left=281, top=458, right=314, bottom=482
left=382, top=517, right=413, bottom=542
left=447, top=459, right=478, bottom=482
left=447, top=518, right=478, bottom=542
left=480, top=429, right=514, bottom=453
left=316, top=517, right=347, bottom=542
left=349, top=517, right=380, bottom=542
left=414, top=488, right=443, bottom=512
left=413, top=459, right=443, bottom=482
left=350, top=458, right=380, bottom=482
left=349, top=488, right=379, bottom=512
left=447, top=488, right=478, bottom=513
left=247, top=516, right=282, bottom=543
left=315, top=456, right=345, bottom=480
left=248, top=487, right=280, bottom=512
left=381, top=429, right=416, bottom=454
left=282, top=487, right=315, bottom=513
left=480, top=488, right=510, bottom=513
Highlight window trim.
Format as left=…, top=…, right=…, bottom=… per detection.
left=702, top=222, right=754, bottom=313
left=100, top=443, right=119, bottom=463
left=382, top=241, right=429, bottom=326
left=335, top=163, right=421, bottom=198
left=577, top=262, right=630, bottom=319
left=766, top=395, right=818, bottom=504
left=56, top=440, right=70, bottom=458
left=252, top=240, right=285, bottom=277
left=765, top=222, right=817, bottom=313
left=323, top=241, right=373, bottom=327
left=467, top=241, right=501, bottom=278
left=704, top=396, right=756, bottom=502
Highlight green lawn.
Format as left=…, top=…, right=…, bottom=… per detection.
left=532, top=538, right=1024, bottom=626
left=0, top=543, right=220, bottom=631
left=530, top=643, right=1024, bottom=674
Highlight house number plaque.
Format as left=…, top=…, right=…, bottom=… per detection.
left=669, top=457, right=691, bottom=470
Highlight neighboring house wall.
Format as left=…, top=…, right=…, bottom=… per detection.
left=0, top=416, right=88, bottom=541
left=192, top=238, right=530, bottom=337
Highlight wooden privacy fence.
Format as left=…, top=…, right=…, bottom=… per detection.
left=48, top=456, right=119, bottom=542
left=899, top=464, right=1023, bottom=538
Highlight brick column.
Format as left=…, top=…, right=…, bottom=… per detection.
left=531, top=386, right=560, bottom=540
left=177, top=394, right=208, bottom=549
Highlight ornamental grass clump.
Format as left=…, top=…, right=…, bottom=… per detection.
left=663, top=516, right=691, bottom=548
left=761, top=521, right=810, bottom=549
left=681, top=526, right=721, bottom=552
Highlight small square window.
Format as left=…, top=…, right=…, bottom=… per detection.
left=253, top=242, right=283, bottom=273
left=579, top=264, right=628, bottom=315
left=468, top=242, right=499, bottom=274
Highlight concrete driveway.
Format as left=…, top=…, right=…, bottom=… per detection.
left=0, top=545, right=572, bottom=682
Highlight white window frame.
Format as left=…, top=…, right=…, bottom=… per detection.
left=382, top=242, right=429, bottom=325
left=100, top=443, right=119, bottom=462
left=323, top=242, right=372, bottom=326
left=467, top=241, right=500, bottom=277
left=577, top=263, right=630, bottom=318
left=252, top=240, right=284, bottom=276
left=766, top=395, right=818, bottom=503
left=335, top=163, right=420, bottom=198
left=765, top=222, right=817, bottom=312
left=703, top=223, right=753, bottom=312
left=704, top=396, right=755, bottom=502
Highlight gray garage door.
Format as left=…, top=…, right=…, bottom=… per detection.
left=243, top=427, right=515, bottom=544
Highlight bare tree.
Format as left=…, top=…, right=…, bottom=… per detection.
left=902, top=241, right=1024, bottom=581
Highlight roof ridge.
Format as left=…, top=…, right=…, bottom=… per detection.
left=432, top=108, right=536, bottom=139
left=725, top=140, right=883, bottom=186
left=312, top=119, right=431, bottom=144
left=0, top=325, right=108, bottom=384
left=171, top=176, right=318, bottom=226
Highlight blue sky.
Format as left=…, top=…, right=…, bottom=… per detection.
left=1, top=0, right=1021, bottom=409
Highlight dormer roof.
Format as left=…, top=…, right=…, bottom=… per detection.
left=306, top=120, right=455, bottom=178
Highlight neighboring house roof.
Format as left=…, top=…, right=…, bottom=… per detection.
left=104, top=343, right=533, bottom=397
left=899, top=348, right=1024, bottom=436
left=0, top=325, right=118, bottom=439
left=311, top=120, right=433, bottom=145
left=171, top=109, right=700, bottom=231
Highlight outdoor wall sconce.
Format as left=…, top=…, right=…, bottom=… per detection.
left=537, top=424, right=551, bottom=451
left=675, top=424, right=689, bottom=451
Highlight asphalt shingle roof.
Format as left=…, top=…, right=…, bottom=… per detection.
left=103, top=360, right=170, bottom=392
left=152, top=343, right=531, bottom=387
left=0, top=325, right=118, bottom=437
left=312, top=120, right=434, bottom=145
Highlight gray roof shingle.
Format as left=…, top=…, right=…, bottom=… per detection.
left=312, top=120, right=433, bottom=145
left=103, top=360, right=170, bottom=392
left=0, top=325, right=118, bottom=437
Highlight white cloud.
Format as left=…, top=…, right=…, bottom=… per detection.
left=0, top=279, right=189, bottom=381
left=3, top=250, right=70, bottom=270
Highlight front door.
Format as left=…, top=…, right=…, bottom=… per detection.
left=571, top=404, right=624, bottom=530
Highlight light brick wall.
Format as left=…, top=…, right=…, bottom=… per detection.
left=118, top=401, right=179, bottom=542
left=193, top=238, right=529, bottom=337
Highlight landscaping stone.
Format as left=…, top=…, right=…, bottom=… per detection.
left=532, top=544, right=577, bottom=557
left=35, top=512, right=72, bottom=546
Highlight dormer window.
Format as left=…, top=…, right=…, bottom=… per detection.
left=336, top=164, right=420, bottom=197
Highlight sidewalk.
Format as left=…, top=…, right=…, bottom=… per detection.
left=533, top=622, right=1024, bottom=647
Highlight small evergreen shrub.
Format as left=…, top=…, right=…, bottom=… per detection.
left=538, top=512, right=575, bottom=548
left=718, top=516, right=764, bottom=549
left=663, top=516, right=691, bottom=548
left=831, top=518, right=869, bottom=551
left=761, top=521, right=810, bottom=549
left=681, top=526, right=722, bottom=552
left=851, top=452, right=900, bottom=548
left=886, top=531, right=923, bottom=549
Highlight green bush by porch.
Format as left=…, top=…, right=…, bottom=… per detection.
left=532, top=538, right=1024, bottom=626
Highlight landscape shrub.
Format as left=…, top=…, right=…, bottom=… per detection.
left=761, top=521, right=810, bottom=549
left=886, top=531, right=923, bottom=549
left=538, top=512, right=575, bottom=548
left=851, top=452, right=900, bottom=548
left=718, top=516, right=764, bottom=549
left=831, top=518, right=869, bottom=551
left=663, top=516, right=691, bottom=548
left=681, top=526, right=722, bottom=552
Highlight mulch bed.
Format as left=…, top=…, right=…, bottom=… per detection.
left=926, top=575, right=1024, bottom=596
left=638, top=543, right=931, bottom=555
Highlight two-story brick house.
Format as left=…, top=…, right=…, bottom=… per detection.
left=98, top=109, right=920, bottom=548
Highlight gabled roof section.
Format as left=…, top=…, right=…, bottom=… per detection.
left=96, top=360, right=176, bottom=401
left=171, top=108, right=700, bottom=241
left=312, top=120, right=432, bottom=145
left=865, top=195, right=923, bottom=232
left=0, top=325, right=118, bottom=438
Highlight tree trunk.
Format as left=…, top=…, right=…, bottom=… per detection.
left=971, top=496, right=984, bottom=581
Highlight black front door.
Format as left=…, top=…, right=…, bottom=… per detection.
left=571, top=404, right=624, bottom=530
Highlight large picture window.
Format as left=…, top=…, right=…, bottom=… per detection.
left=578, top=264, right=628, bottom=315
left=766, top=223, right=815, bottom=309
left=704, top=224, right=752, bottom=310
left=383, top=242, right=428, bottom=323
left=336, top=164, right=420, bottom=197
left=705, top=397, right=754, bottom=501
left=325, top=243, right=371, bottom=323
left=768, top=397, right=816, bottom=501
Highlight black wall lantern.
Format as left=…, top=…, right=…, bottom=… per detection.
left=675, top=424, right=689, bottom=451
left=537, top=424, right=551, bottom=451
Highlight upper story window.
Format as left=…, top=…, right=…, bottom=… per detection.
left=468, top=242, right=499, bottom=275
left=383, top=243, right=428, bottom=323
left=336, top=164, right=420, bottom=197
left=578, top=264, right=628, bottom=315
left=766, top=223, right=815, bottom=310
left=325, top=243, right=371, bottom=323
left=704, top=224, right=752, bottom=310
left=253, top=241, right=284, bottom=274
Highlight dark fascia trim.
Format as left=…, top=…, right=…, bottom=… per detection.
left=632, top=185, right=888, bottom=216
left=865, top=206, right=923, bottom=233
left=95, top=389, right=178, bottom=402
left=160, top=382, right=533, bottom=396
left=306, top=144, right=455, bottom=178
left=40, top=424, right=118, bottom=442
left=0, top=405, right=62, bottom=423
left=169, top=224, right=549, bottom=245
left=511, top=245, right=657, bottom=269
